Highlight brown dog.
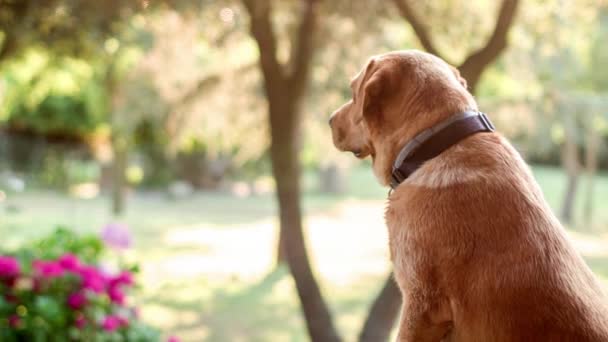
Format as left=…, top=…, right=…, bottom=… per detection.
left=330, top=50, right=608, bottom=341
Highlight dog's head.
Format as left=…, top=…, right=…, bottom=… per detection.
left=329, top=50, right=476, bottom=186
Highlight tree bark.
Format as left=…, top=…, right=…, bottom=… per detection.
left=276, top=224, right=288, bottom=263
left=358, top=273, right=402, bottom=342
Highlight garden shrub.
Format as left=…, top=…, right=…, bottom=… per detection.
left=0, top=228, right=167, bottom=341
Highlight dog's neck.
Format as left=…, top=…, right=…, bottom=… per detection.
left=389, top=111, right=495, bottom=189
left=372, top=94, right=478, bottom=187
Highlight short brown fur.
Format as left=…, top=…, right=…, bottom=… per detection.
left=329, top=50, right=608, bottom=341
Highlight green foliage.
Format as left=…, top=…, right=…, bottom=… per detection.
left=1, top=50, right=108, bottom=138
left=29, top=228, right=104, bottom=264
left=9, top=95, right=95, bottom=136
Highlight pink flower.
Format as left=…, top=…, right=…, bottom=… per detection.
left=167, top=336, right=181, bottom=342
left=8, top=315, right=20, bottom=328
left=67, top=292, right=87, bottom=310
left=0, top=256, right=20, bottom=286
left=74, top=315, right=87, bottom=329
left=101, top=315, right=124, bottom=332
left=106, top=271, right=133, bottom=305
left=0, top=256, right=20, bottom=279
left=101, top=223, right=132, bottom=250
left=109, top=271, right=134, bottom=287
left=33, top=260, right=64, bottom=278
left=118, top=316, right=129, bottom=327
left=58, top=253, right=81, bottom=272
left=78, top=266, right=106, bottom=293
left=107, top=285, right=125, bottom=305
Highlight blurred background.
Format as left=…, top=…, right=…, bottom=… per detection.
left=1, top=0, right=607, bottom=341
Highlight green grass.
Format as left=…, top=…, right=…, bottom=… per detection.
left=531, top=166, right=608, bottom=229
left=1, top=165, right=607, bottom=341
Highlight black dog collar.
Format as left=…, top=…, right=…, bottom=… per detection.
left=390, top=110, right=495, bottom=189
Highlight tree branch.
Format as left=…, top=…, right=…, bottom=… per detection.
left=165, top=62, right=257, bottom=140
left=358, top=273, right=402, bottom=342
left=173, top=75, right=221, bottom=109
left=391, top=0, right=442, bottom=59
left=0, top=34, right=15, bottom=62
left=242, top=0, right=286, bottom=92
left=172, top=62, right=258, bottom=110
left=288, top=0, right=320, bottom=98
left=459, top=0, right=520, bottom=89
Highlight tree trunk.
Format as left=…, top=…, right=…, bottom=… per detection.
left=319, top=163, right=348, bottom=194
left=111, top=137, right=128, bottom=216
left=243, top=0, right=340, bottom=339
left=276, top=227, right=288, bottom=264
left=105, top=70, right=129, bottom=217
left=561, top=172, right=578, bottom=224
left=358, top=273, right=402, bottom=342
left=459, top=68, right=483, bottom=95
left=560, top=126, right=580, bottom=224
left=583, top=122, right=600, bottom=226
left=269, top=102, right=341, bottom=342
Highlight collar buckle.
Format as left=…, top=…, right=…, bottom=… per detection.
left=390, top=168, right=404, bottom=190
left=479, top=112, right=495, bottom=131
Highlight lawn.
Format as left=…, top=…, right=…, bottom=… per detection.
left=1, top=165, right=608, bottom=341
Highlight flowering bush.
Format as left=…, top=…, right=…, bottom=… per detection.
left=0, top=228, right=166, bottom=341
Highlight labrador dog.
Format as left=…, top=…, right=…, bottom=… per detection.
left=329, top=50, right=608, bottom=341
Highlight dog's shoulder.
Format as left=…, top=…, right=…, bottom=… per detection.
left=385, top=132, right=552, bottom=255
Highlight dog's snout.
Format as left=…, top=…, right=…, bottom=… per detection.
left=329, top=114, right=336, bottom=127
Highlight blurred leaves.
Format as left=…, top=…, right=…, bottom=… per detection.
left=27, top=227, right=104, bottom=264
left=1, top=0, right=608, bottom=181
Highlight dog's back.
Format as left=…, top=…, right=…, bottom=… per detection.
left=387, top=133, right=608, bottom=341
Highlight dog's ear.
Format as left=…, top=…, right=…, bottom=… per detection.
left=450, top=65, right=467, bottom=89
left=361, top=62, right=391, bottom=129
